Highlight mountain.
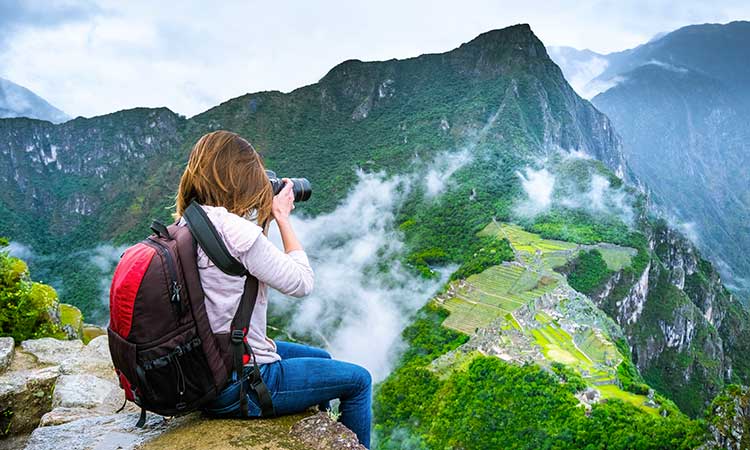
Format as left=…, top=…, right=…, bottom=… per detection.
left=546, top=46, right=612, bottom=99
left=0, top=78, right=69, bottom=124
left=1, top=24, right=748, bottom=447
left=549, top=21, right=750, bottom=301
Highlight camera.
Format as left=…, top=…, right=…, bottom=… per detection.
left=265, top=170, right=312, bottom=202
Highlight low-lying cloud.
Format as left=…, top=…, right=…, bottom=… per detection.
left=515, top=167, right=556, bottom=217
left=514, top=158, right=634, bottom=225
left=88, top=244, right=129, bottom=312
left=7, top=241, right=34, bottom=260
left=269, top=170, right=449, bottom=381
left=424, top=149, right=472, bottom=198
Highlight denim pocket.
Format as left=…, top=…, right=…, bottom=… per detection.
left=203, top=370, right=264, bottom=417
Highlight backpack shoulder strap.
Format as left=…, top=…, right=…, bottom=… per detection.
left=180, top=200, right=275, bottom=417
left=182, top=200, right=246, bottom=276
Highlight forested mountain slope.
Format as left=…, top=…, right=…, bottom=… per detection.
left=550, top=21, right=750, bottom=300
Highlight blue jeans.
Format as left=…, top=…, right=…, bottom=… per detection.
left=203, top=340, right=372, bottom=448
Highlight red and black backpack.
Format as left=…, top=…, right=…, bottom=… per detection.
left=107, top=200, right=274, bottom=426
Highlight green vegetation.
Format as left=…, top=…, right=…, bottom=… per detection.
left=449, top=236, right=514, bottom=281
left=375, top=356, right=705, bottom=449
left=705, top=384, right=750, bottom=449
left=564, top=249, right=612, bottom=295
left=0, top=238, right=65, bottom=341
left=399, top=304, right=469, bottom=367
left=528, top=209, right=636, bottom=247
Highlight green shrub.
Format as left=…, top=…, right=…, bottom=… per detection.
left=399, top=303, right=469, bottom=366
left=565, top=249, right=612, bottom=295
left=0, top=239, right=64, bottom=341
left=551, top=362, right=587, bottom=393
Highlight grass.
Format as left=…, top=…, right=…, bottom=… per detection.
left=597, top=246, right=637, bottom=271
left=481, top=222, right=578, bottom=257
left=481, top=222, right=637, bottom=273
left=576, top=329, right=620, bottom=365
left=598, top=384, right=658, bottom=415
left=442, top=297, right=503, bottom=334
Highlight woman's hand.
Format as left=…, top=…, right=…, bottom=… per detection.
left=271, top=179, right=303, bottom=253
left=272, top=178, right=295, bottom=223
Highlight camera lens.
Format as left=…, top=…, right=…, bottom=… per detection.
left=265, top=170, right=312, bottom=202
left=291, top=178, right=312, bottom=202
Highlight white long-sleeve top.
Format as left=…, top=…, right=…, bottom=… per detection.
left=176, top=204, right=314, bottom=364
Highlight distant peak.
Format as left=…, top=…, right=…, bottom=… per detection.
left=461, top=24, right=538, bottom=47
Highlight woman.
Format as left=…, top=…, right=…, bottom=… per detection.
left=173, top=130, right=372, bottom=447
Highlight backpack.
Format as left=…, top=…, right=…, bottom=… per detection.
left=107, top=200, right=274, bottom=426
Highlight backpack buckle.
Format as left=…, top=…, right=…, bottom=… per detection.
left=231, top=330, right=244, bottom=343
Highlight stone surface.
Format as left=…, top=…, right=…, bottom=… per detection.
left=141, top=412, right=315, bottom=450
left=0, top=337, right=13, bottom=373
left=0, top=365, right=59, bottom=436
left=82, top=324, right=106, bottom=344
left=291, top=413, right=366, bottom=450
left=0, top=434, right=30, bottom=450
left=38, top=407, right=105, bottom=427
left=20, top=338, right=84, bottom=367
left=2, top=336, right=364, bottom=450
left=24, top=412, right=181, bottom=450
left=52, top=374, right=119, bottom=409
left=61, top=335, right=116, bottom=381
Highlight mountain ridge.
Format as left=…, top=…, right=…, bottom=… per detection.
left=0, top=78, right=70, bottom=124
left=549, top=20, right=750, bottom=302
left=0, top=24, right=747, bottom=445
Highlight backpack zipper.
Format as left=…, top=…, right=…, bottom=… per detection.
left=143, top=238, right=182, bottom=311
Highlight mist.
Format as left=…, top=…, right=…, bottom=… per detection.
left=424, top=149, right=472, bottom=198
left=514, top=159, right=635, bottom=225
left=7, top=241, right=34, bottom=260
left=514, top=167, right=556, bottom=217
left=88, top=244, right=128, bottom=313
left=268, top=170, right=450, bottom=381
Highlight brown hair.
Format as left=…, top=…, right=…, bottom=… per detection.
left=174, top=130, right=272, bottom=224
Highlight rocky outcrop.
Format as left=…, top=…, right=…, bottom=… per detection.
left=702, top=385, right=749, bottom=450
left=0, top=363, right=58, bottom=437
left=0, top=336, right=364, bottom=450
left=0, top=335, right=122, bottom=443
left=589, top=220, right=750, bottom=417
left=24, top=412, right=180, bottom=450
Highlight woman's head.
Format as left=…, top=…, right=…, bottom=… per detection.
left=174, top=130, right=272, bottom=224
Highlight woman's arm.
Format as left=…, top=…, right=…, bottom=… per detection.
left=238, top=178, right=313, bottom=297
left=240, top=234, right=313, bottom=297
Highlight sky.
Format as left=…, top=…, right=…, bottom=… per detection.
left=1, top=0, right=747, bottom=118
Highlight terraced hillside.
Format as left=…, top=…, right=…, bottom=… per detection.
left=433, top=222, right=657, bottom=412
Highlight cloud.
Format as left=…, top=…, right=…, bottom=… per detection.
left=424, top=149, right=472, bottom=198
left=88, top=243, right=127, bottom=272
left=547, top=47, right=610, bottom=99
left=7, top=241, right=35, bottom=260
left=515, top=167, right=556, bottom=217
left=515, top=155, right=635, bottom=224
left=0, top=0, right=98, bottom=50
left=268, top=170, right=449, bottom=381
left=1, top=1, right=748, bottom=118
left=87, top=244, right=128, bottom=313
left=644, top=59, right=689, bottom=73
